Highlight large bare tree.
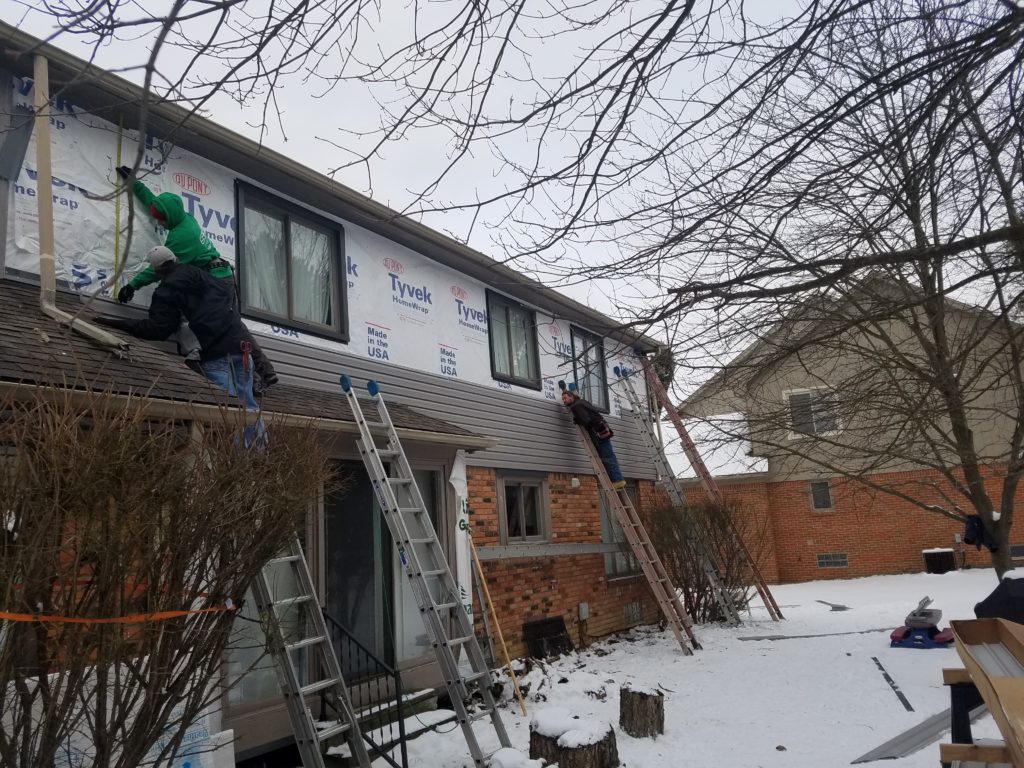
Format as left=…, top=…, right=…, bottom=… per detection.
left=677, top=0, right=1024, bottom=573
left=10, top=1, right=1024, bottom=565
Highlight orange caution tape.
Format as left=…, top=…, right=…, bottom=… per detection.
left=0, top=604, right=236, bottom=625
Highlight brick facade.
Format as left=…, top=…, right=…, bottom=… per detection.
left=467, top=466, right=661, bottom=658
left=683, top=467, right=1024, bottom=583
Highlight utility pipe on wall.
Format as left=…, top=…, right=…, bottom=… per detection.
left=33, top=54, right=128, bottom=354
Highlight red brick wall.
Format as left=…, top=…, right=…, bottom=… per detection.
left=684, top=467, right=1024, bottom=583
left=468, top=467, right=661, bottom=658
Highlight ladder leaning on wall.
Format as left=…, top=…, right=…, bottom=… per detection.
left=339, top=375, right=511, bottom=768
left=614, top=367, right=742, bottom=626
left=562, top=382, right=701, bottom=654
left=630, top=355, right=784, bottom=622
left=250, top=538, right=373, bottom=768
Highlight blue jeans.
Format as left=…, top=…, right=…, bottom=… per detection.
left=594, top=437, right=624, bottom=483
left=200, top=353, right=265, bottom=447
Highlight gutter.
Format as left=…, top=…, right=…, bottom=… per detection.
left=32, top=54, right=128, bottom=356
left=0, top=380, right=498, bottom=451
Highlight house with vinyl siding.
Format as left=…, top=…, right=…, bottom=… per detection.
left=0, top=23, right=668, bottom=760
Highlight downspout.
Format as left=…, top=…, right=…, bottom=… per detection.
left=33, top=54, right=128, bottom=354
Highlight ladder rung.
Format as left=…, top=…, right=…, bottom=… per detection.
left=316, top=720, right=352, bottom=742
left=433, top=601, right=459, bottom=611
left=376, top=449, right=401, bottom=459
left=361, top=420, right=386, bottom=429
left=419, top=568, right=447, bottom=578
left=300, top=678, right=342, bottom=697
left=272, top=595, right=314, bottom=609
left=285, top=635, right=328, bottom=652
left=445, top=635, right=474, bottom=647
left=387, top=477, right=413, bottom=485
left=461, top=670, right=491, bottom=684
left=266, top=554, right=302, bottom=566
left=398, top=506, right=425, bottom=514
left=406, top=537, right=437, bottom=545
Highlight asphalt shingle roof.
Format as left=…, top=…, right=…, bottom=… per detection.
left=0, top=279, right=478, bottom=439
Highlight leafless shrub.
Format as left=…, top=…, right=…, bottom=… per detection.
left=644, top=499, right=770, bottom=624
left=0, top=388, right=328, bottom=768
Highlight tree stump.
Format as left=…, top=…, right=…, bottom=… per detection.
left=619, top=685, right=664, bottom=738
left=529, top=707, right=619, bottom=768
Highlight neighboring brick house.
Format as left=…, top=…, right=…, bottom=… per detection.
left=678, top=282, right=1024, bottom=584
left=0, top=25, right=666, bottom=759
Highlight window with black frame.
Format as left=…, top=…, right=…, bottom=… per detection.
left=487, top=291, right=540, bottom=389
left=237, top=182, right=347, bottom=340
left=570, top=326, right=608, bottom=410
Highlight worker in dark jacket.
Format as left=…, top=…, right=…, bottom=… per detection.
left=114, top=166, right=279, bottom=393
left=95, top=246, right=258, bottom=412
left=562, top=387, right=626, bottom=489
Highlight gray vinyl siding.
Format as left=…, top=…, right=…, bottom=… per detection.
left=258, top=332, right=657, bottom=480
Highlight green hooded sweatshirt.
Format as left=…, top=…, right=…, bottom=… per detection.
left=128, top=180, right=234, bottom=290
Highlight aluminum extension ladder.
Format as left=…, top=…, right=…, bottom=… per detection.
left=571, top=420, right=700, bottom=654
left=250, top=537, right=372, bottom=768
left=634, top=356, right=784, bottom=621
left=614, top=367, right=742, bottom=626
left=339, top=375, right=511, bottom=767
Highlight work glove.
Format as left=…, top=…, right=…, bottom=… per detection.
left=116, top=165, right=133, bottom=180
left=93, top=315, right=130, bottom=332
left=116, top=284, right=135, bottom=304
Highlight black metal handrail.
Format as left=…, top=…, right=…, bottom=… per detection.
left=321, top=611, right=409, bottom=768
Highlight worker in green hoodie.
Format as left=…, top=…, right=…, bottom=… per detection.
left=115, top=166, right=279, bottom=392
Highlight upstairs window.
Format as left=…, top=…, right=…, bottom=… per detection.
left=787, top=389, right=838, bottom=436
left=487, top=292, right=540, bottom=389
left=571, top=326, right=608, bottom=410
left=237, top=182, right=348, bottom=340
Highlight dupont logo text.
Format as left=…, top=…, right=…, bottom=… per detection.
left=174, top=172, right=210, bottom=196
left=383, top=257, right=404, bottom=275
left=450, top=285, right=468, bottom=300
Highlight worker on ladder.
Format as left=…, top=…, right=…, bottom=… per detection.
left=562, top=386, right=626, bottom=489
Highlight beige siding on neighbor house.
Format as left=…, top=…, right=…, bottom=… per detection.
left=687, top=303, right=1022, bottom=482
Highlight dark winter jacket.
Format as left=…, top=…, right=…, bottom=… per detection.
left=128, top=181, right=233, bottom=290
left=102, top=263, right=246, bottom=360
left=566, top=397, right=613, bottom=440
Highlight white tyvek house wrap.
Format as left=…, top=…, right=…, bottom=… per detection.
left=6, top=76, right=643, bottom=412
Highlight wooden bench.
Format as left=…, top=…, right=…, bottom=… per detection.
left=940, top=668, right=1009, bottom=767
left=938, top=619, right=1024, bottom=767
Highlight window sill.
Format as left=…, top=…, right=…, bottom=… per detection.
left=605, top=572, right=644, bottom=583
left=492, top=374, right=543, bottom=392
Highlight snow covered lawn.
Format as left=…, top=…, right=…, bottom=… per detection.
left=396, top=567, right=1008, bottom=768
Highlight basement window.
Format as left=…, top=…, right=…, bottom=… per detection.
left=816, top=552, right=849, bottom=569
left=809, top=480, right=834, bottom=511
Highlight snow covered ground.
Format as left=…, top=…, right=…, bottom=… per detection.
left=393, top=567, right=1009, bottom=768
